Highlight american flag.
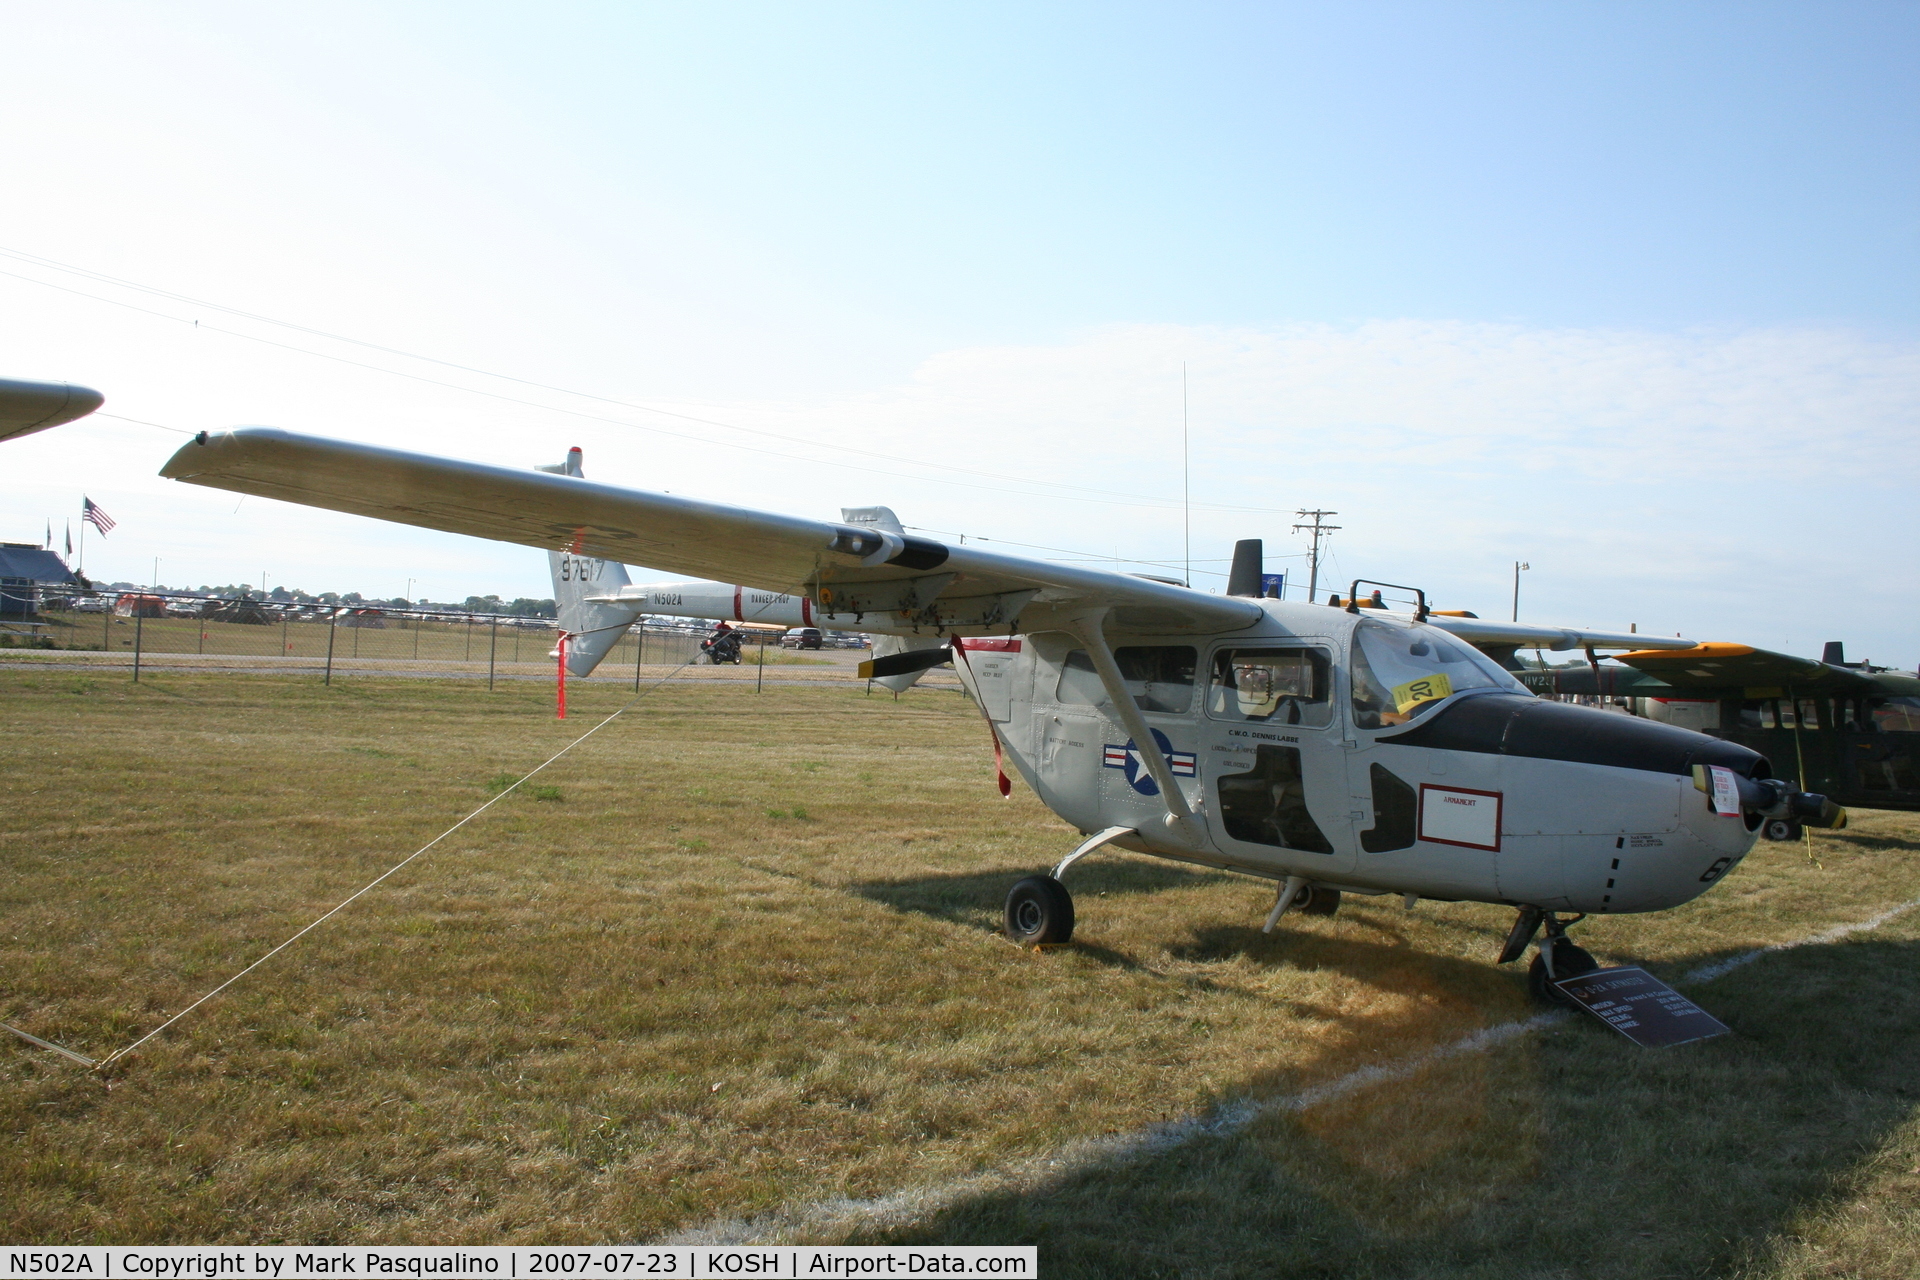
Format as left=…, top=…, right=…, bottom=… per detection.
left=82, top=497, right=116, bottom=535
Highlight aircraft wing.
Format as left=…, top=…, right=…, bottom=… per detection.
left=159, top=428, right=1264, bottom=636
left=1362, top=611, right=1695, bottom=653
left=0, top=377, right=104, bottom=443
left=1610, top=643, right=1920, bottom=696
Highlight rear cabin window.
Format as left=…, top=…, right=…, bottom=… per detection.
left=1206, top=647, right=1333, bottom=727
left=1056, top=646, right=1196, bottom=714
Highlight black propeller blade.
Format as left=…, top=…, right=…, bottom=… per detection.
left=858, top=645, right=955, bottom=679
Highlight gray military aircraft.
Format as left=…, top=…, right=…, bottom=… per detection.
left=158, top=428, right=1845, bottom=1002
left=534, top=453, right=940, bottom=692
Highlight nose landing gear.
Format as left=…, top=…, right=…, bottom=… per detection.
left=1498, top=906, right=1598, bottom=1006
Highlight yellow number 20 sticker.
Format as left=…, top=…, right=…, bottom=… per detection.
left=1391, top=673, right=1453, bottom=714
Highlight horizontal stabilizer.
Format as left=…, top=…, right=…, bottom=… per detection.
left=859, top=645, right=954, bottom=680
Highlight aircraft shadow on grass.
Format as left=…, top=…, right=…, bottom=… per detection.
left=835, top=934, right=1920, bottom=1279
left=848, top=860, right=1232, bottom=932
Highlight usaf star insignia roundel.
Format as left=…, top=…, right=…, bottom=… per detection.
left=1103, top=728, right=1197, bottom=796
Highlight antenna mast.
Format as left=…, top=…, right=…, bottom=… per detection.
left=1291, top=509, right=1340, bottom=603
left=1181, top=363, right=1190, bottom=588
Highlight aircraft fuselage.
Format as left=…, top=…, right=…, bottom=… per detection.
left=954, top=599, right=1767, bottom=915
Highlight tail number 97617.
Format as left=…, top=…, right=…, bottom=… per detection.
left=557, top=556, right=602, bottom=583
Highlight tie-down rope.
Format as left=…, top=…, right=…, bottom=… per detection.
left=4, top=652, right=703, bottom=1074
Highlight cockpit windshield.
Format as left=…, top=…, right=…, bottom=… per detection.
left=1349, top=619, right=1527, bottom=729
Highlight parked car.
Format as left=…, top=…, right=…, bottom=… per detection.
left=782, top=627, right=824, bottom=650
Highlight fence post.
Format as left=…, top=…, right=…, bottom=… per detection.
left=488, top=617, right=498, bottom=691
left=132, top=609, right=143, bottom=683
left=324, top=611, right=337, bottom=686
left=633, top=623, right=643, bottom=691
left=756, top=632, right=766, bottom=693
left=102, top=604, right=110, bottom=650
left=281, top=614, right=289, bottom=660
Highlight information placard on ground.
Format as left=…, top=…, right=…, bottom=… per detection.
left=1554, top=966, right=1731, bottom=1047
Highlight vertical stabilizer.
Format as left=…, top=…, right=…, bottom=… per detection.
left=1227, top=539, right=1264, bottom=596
left=539, top=448, right=640, bottom=676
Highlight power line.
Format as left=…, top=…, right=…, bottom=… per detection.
left=0, top=246, right=1288, bottom=517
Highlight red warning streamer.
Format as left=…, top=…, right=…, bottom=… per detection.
left=951, top=641, right=1012, bottom=798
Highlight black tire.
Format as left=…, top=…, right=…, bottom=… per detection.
left=1762, top=818, right=1802, bottom=842
left=1528, top=940, right=1599, bottom=1006
left=1005, top=875, right=1075, bottom=946
left=1299, top=886, right=1341, bottom=916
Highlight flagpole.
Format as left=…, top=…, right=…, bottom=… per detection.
left=77, top=506, right=85, bottom=575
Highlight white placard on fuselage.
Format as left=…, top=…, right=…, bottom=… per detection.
left=1419, top=784, right=1503, bottom=851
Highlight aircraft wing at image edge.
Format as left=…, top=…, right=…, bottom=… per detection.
left=159, top=427, right=1696, bottom=650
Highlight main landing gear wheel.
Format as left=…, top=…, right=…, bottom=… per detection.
left=1299, top=887, right=1341, bottom=917
left=1528, top=939, right=1598, bottom=1007
left=1005, top=875, right=1075, bottom=946
left=1762, top=818, right=1803, bottom=842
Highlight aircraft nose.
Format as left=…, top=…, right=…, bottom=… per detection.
left=1388, top=693, right=1768, bottom=780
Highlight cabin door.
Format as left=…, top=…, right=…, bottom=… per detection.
left=1200, top=641, right=1357, bottom=875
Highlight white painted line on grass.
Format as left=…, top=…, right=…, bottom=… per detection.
left=662, top=896, right=1920, bottom=1246
left=1681, top=893, right=1920, bottom=985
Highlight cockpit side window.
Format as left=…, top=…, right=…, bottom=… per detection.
left=1874, top=697, right=1920, bottom=733
left=1206, top=647, right=1333, bottom=727
left=1057, top=645, right=1197, bottom=714
left=1350, top=619, right=1526, bottom=729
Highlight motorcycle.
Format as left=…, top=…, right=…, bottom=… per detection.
left=700, top=630, right=744, bottom=664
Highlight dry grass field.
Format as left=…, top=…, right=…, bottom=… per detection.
left=2, top=670, right=1917, bottom=1277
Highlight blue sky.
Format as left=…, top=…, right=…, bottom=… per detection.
left=2, top=2, right=1916, bottom=660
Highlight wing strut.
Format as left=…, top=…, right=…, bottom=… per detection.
left=1065, top=609, right=1203, bottom=849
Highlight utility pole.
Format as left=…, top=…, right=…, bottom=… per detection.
left=1512, top=561, right=1530, bottom=621
left=1291, top=510, right=1340, bottom=603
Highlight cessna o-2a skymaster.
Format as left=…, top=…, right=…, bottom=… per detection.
left=160, top=428, right=1845, bottom=1002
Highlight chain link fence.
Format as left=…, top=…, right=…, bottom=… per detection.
left=0, top=590, right=712, bottom=686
